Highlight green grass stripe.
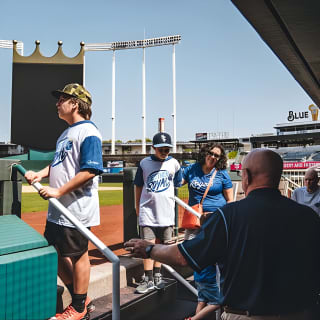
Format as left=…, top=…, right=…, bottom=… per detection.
left=22, top=190, right=123, bottom=213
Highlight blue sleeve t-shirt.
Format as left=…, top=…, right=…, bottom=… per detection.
left=134, top=155, right=182, bottom=227
left=48, top=120, right=104, bottom=228
left=183, top=162, right=232, bottom=212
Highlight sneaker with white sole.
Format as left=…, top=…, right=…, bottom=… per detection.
left=49, top=305, right=89, bottom=320
left=154, top=273, right=165, bottom=290
left=136, top=275, right=154, bottom=294
left=49, top=297, right=94, bottom=320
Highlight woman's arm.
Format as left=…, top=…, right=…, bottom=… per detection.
left=223, top=187, right=234, bottom=203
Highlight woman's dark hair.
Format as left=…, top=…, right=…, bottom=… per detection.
left=198, top=143, right=228, bottom=170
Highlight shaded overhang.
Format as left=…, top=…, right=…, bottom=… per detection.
left=250, top=132, right=320, bottom=145
left=231, top=0, right=320, bottom=106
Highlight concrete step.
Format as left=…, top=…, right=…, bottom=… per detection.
left=57, top=255, right=144, bottom=312
left=56, top=254, right=195, bottom=318
left=91, top=278, right=178, bottom=320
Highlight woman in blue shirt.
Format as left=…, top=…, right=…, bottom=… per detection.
left=182, top=143, right=233, bottom=320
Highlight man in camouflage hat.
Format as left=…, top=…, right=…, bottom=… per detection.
left=25, top=83, right=104, bottom=320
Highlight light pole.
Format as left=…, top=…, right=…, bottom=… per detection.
left=142, top=47, right=146, bottom=154
left=84, top=35, right=181, bottom=154
left=112, top=50, right=116, bottom=155
left=172, top=44, right=177, bottom=153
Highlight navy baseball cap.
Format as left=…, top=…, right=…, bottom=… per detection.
left=153, top=132, right=173, bottom=148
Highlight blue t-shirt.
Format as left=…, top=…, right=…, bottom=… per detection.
left=48, top=120, right=104, bottom=227
left=183, top=163, right=232, bottom=283
left=183, top=163, right=232, bottom=213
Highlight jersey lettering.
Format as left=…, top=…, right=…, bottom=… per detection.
left=52, top=138, right=73, bottom=167
left=146, top=170, right=172, bottom=193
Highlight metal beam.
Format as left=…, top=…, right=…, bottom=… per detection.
left=84, top=35, right=181, bottom=52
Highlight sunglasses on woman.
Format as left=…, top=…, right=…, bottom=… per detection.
left=207, top=151, right=221, bottom=159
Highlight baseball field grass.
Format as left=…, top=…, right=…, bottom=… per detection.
left=21, top=183, right=188, bottom=213
left=21, top=190, right=123, bottom=213
left=21, top=183, right=123, bottom=213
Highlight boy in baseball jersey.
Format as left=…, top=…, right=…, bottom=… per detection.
left=134, top=132, right=182, bottom=293
left=25, top=83, right=104, bottom=320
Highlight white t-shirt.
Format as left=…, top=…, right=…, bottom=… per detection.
left=291, top=186, right=320, bottom=217
left=47, top=120, right=104, bottom=227
left=134, top=155, right=182, bottom=227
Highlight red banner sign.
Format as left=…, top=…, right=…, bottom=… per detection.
left=283, top=161, right=320, bottom=169
left=230, top=163, right=242, bottom=171
left=230, top=161, right=320, bottom=171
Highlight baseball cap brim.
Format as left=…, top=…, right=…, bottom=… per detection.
left=153, top=143, right=173, bottom=148
left=51, top=90, right=72, bottom=99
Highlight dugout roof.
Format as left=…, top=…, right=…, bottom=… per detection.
left=250, top=132, right=320, bottom=148
left=231, top=0, right=320, bottom=107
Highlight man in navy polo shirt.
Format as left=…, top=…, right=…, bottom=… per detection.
left=125, top=149, right=320, bottom=320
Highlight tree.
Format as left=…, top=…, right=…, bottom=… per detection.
left=228, top=151, right=238, bottom=159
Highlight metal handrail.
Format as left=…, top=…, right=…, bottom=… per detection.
left=162, top=264, right=198, bottom=296
left=281, top=174, right=301, bottom=189
left=171, top=196, right=199, bottom=296
left=174, top=196, right=201, bottom=218
left=13, top=164, right=120, bottom=320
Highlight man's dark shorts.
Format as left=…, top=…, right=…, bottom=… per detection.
left=44, top=221, right=90, bottom=257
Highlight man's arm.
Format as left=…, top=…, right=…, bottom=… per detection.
left=291, top=189, right=297, bottom=201
left=135, top=185, right=143, bottom=216
left=25, top=166, right=50, bottom=184
left=133, top=164, right=144, bottom=216
left=124, top=239, right=188, bottom=267
left=38, top=170, right=95, bottom=199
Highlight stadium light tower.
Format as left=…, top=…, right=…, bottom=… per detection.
left=84, top=35, right=181, bottom=154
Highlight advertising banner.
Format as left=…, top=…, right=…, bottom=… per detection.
left=195, top=133, right=207, bottom=141
left=230, top=161, right=320, bottom=172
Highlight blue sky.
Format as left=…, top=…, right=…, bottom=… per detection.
left=0, top=0, right=314, bottom=143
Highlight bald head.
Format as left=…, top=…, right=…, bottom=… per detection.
left=242, top=149, right=283, bottom=194
left=304, top=168, right=319, bottom=193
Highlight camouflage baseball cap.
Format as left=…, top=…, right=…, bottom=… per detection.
left=52, top=83, right=92, bottom=105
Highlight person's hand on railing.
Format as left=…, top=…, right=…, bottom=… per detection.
left=124, top=238, right=154, bottom=259
left=25, top=170, right=43, bottom=185
left=38, top=186, right=62, bottom=200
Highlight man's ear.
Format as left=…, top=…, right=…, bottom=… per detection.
left=245, top=168, right=252, bottom=185
left=72, top=101, right=79, bottom=112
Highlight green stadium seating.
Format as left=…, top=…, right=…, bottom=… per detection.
left=0, top=215, right=57, bottom=320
